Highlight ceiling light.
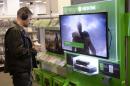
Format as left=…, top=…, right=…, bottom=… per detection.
left=43, top=2, right=47, bottom=4
left=20, top=2, right=23, bottom=4
left=35, top=0, right=42, bottom=3
left=26, top=2, right=30, bottom=5
left=0, top=3, right=4, bottom=5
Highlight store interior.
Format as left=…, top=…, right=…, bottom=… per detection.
left=0, top=0, right=130, bottom=86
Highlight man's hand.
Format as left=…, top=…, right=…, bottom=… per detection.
left=32, top=41, right=42, bottom=52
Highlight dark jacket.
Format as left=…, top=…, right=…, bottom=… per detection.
left=4, top=21, right=37, bottom=74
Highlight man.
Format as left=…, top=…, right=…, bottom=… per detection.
left=4, top=7, right=37, bottom=86
left=72, top=22, right=96, bottom=55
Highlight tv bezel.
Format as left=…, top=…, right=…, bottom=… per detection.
left=44, top=29, right=64, bottom=54
left=59, top=12, right=109, bottom=59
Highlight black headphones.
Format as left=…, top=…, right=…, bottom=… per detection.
left=21, top=14, right=28, bottom=20
left=18, top=7, right=32, bottom=20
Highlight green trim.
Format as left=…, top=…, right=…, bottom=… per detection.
left=116, top=1, right=126, bottom=86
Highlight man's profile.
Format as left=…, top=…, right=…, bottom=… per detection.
left=4, top=7, right=38, bottom=86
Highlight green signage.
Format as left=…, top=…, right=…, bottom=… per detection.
left=64, top=41, right=84, bottom=48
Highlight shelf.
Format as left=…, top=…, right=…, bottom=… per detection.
left=28, top=31, right=37, bottom=34
left=37, top=52, right=65, bottom=67
left=32, top=14, right=59, bottom=19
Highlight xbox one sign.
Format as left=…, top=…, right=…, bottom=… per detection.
left=78, top=5, right=96, bottom=12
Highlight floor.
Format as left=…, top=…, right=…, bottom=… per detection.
left=0, top=72, right=39, bottom=86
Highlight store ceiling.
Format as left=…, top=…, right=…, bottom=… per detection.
left=0, top=0, right=45, bottom=2
left=20, top=0, right=35, bottom=1
left=20, top=0, right=46, bottom=2
left=0, top=0, right=3, bottom=3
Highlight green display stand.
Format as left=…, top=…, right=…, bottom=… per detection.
left=63, top=79, right=78, bottom=86
left=128, top=14, right=130, bottom=86
left=33, top=68, right=43, bottom=86
left=36, top=0, right=128, bottom=86
left=125, top=13, right=130, bottom=86
left=53, top=75, right=65, bottom=86
left=42, top=70, right=57, bottom=86
left=62, top=0, right=126, bottom=86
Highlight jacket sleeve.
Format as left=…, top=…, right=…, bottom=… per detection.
left=6, top=28, right=31, bottom=58
left=31, top=48, right=38, bottom=68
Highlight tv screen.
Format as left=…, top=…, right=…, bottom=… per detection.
left=60, top=12, right=108, bottom=58
left=45, top=30, right=63, bottom=54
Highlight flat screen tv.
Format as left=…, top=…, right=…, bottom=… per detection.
left=45, top=30, right=63, bottom=54
left=59, top=12, right=108, bottom=58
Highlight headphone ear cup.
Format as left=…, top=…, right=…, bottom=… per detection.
left=21, top=14, right=28, bottom=20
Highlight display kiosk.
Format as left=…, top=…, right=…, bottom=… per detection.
left=34, top=0, right=129, bottom=86
left=61, top=0, right=126, bottom=86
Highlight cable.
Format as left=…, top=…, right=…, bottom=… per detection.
left=108, top=28, right=112, bottom=50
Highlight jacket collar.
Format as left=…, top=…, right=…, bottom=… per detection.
left=11, top=21, right=25, bottom=32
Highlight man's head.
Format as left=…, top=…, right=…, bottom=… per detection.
left=17, top=7, right=32, bottom=27
left=77, top=22, right=82, bottom=34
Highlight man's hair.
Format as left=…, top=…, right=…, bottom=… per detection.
left=17, top=7, right=32, bottom=20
